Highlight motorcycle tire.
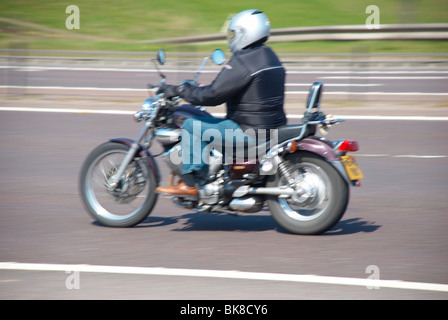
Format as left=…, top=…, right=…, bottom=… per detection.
left=266, top=152, right=349, bottom=235
left=79, top=142, right=158, bottom=227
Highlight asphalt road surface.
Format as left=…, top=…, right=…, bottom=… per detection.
left=1, top=58, right=448, bottom=102
left=0, top=108, right=447, bottom=300
left=1, top=59, right=448, bottom=301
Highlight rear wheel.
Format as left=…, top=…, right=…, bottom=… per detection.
left=79, top=142, right=158, bottom=227
left=267, top=152, right=349, bottom=235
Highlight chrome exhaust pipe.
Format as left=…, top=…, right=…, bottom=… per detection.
left=233, top=185, right=297, bottom=197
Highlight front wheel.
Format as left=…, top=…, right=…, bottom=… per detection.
left=79, top=142, right=158, bottom=227
left=267, top=152, right=349, bottom=235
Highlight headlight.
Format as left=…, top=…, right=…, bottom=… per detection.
left=133, top=111, right=144, bottom=122
left=141, top=98, right=154, bottom=112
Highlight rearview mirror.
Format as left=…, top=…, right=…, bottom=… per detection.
left=157, top=49, right=165, bottom=65
left=211, top=49, right=226, bottom=65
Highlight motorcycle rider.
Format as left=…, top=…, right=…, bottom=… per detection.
left=156, top=9, right=287, bottom=196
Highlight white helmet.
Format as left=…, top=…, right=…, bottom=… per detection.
left=227, top=9, right=270, bottom=53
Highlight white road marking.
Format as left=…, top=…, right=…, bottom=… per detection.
left=2, top=107, right=448, bottom=122
left=1, top=262, right=447, bottom=293
left=0, top=65, right=220, bottom=73
left=287, top=91, right=448, bottom=96
left=0, top=106, right=134, bottom=114
left=357, top=154, right=448, bottom=159
left=322, top=76, right=448, bottom=80
left=3, top=65, right=448, bottom=74
left=393, top=154, right=448, bottom=159
left=1, top=107, right=447, bottom=159
left=238, top=113, right=448, bottom=121
left=288, top=70, right=448, bottom=75
left=1, top=85, right=447, bottom=96
left=0, top=85, right=147, bottom=92
left=332, top=115, right=448, bottom=121
left=287, top=83, right=382, bottom=87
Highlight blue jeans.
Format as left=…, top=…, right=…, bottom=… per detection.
left=180, top=117, right=256, bottom=184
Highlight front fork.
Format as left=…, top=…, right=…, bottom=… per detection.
left=108, top=121, right=154, bottom=188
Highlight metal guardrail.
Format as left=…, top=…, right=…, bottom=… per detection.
left=1, top=49, right=447, bottom=58
left=1, top=53, right=447, bottom=69
left=1, top=52, right=447, bottom=69
left=1, top=23, right=447, bottom=57
left=1, top=23, right=447, bottom=68
left=140, top=23, right=448, bottom=43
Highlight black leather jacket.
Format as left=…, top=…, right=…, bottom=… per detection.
left=178, top=45, right=287, bottom=130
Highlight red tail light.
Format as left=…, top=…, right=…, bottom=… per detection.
left=338, top=140, right=359, bottom=152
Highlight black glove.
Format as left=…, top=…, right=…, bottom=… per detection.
left=156, top=83, right=179, bottom=98
left=177, top=81, right=195, bottom=95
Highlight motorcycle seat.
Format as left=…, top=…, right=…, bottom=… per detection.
left=271, top=123, right=316, bottom=143
left=277, top=124, right=305, bottom=142
left=231, top=123, right=316, bottom=161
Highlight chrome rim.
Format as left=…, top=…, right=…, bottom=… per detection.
left=278, top=162, right=331, bottom=221
left=85, top=149, right=150, bottom=221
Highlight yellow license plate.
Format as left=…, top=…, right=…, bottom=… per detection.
left=341, top=155, right=364, bottom=180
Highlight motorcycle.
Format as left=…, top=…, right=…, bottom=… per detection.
left=79, top=49, right=364, bottom=235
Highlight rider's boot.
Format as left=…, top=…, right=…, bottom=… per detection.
left=156, top=181, right=198, bottom=196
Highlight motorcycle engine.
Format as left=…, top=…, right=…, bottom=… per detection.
left=162, top=144, right=224, bottom=180
left=162, top=143, right=262, bottom=212
left=199, top=177, right=223, bottom=205
left=162, top=143, right=183, bottom=176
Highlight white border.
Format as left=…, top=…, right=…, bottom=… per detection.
left=1, top=262, right=447, bottom=292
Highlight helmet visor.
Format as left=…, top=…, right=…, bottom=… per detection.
left=227, top=29, right=235, bottom=42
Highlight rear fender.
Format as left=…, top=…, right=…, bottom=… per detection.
left=110, top=138, right=161, bottom=182
left=297, top=137, right=339, bottom=161
left=296, top=137, right=351, bottom=184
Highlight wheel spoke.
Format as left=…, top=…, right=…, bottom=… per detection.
left=85, top=149, right=150, bottom=219
left=278, top=162, right=331, bottom=221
